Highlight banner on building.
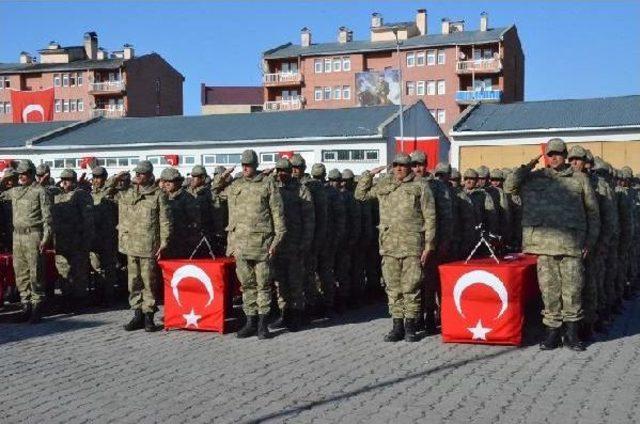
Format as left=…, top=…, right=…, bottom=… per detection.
left=355, top=69, right=401, bottom=107
left=10, top=88, right=55, bottom=123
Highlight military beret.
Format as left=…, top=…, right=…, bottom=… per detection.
left=463, top=168, right=478, bottom=179
left=59, top=169, right=77, bottom=180
left=275, top=158, right=292, bottom=170
left=450, top=168, right=461, bottom=180
left=546, top=138, right=567, bottom=155
left=567, top=145, right=587, bottom=161
left=341, top=169, right=355, bottom=180
left=16, top=160, right=36, bottom=174
left=310, top=163, right=326, bottom=178
left=434, top=162, right=452, bottom=175
left=133, top=160, right=153, bottom=174
left=476, top=165, right=490, bottom=178
left=213, top=166, right=226, bottom=175
left=191, top=165, right=207, bottom=177
left=409, top=150, right=426, bottom=164
left=160, top=167, right=182, bottom=181
left=240, top=149, right=258, bottom=166
left=490, top=169, right=504, bottom=180
left=290, top=154, right=306, bottom=168
left=392, top=152, right=411, bottom=166
left=327, top=168, right=342, bottom=180
left=92, top=166, right=107, bottom=177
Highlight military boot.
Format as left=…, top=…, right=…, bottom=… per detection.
left=564, top=322, right=586, bottom=351
left=579, top=321, right=595, bottom=342
left=28, top=303, right=44, bottom=324
left=424, top=309, right=438, bottom=336
left=144, top=312, right=160, bottom=332
left=257, top=314, right=271, bottom=340
left=123, top=309, right=145, bottom=331
left=15, top=303, right=32, bottom=323
left=236, top=314, right=258, bottom=338
left=539, top=326, right=562, bottom=350
left=384, top=318, right=405, bottom=342
left=404, top=318, right=419, bottom=342
left=286, top=310, right=301, bottom=332
left=268, top=310, right=287, bottom=330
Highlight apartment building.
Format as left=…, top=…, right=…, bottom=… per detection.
left=262, top=9, right=524, bottom=132
left=201, top=84, right=263, bottom=114
left=0, top=32, right=184, bottom=123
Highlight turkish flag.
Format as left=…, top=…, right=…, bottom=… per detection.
left=160, top=258, right=235, bottom=333
left=278, top=151, right=294, bottom=159
left=439, top=254, right=538, bottom=345
left=10, top=88, right=55, bottom=123
left=164, top=155, right=179, bottom=166
left=0, top=159, right=13, bottom=171
left=79, top=157, right=96, bottom=169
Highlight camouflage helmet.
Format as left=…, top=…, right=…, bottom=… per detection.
left=275, top=158, right=292, bottom=171
left=92, top=166, right=107, bottom=178
left=392, top=152, right=411, bottom=166
left=59, top=169, right=77, bottom=180
left=567, top=145, right=587, bottom=161
left=476, top=165, right=490, bottom=179
left=327, top=168, right=342, bottom=181
left=621, top=166, right=634, bottom=180
left=341, top=169, right=355, bottom=180
left=2, top=167, right=17, bottom=179
left=584, top=149, right=594, bottom=164
left=501, top=167, right=512, bottom=175
left=409, top=150, right=426, bottom=165
left=434, top=162, right=452, bottom=175
left=240, top=149, right=259, bottom=166
left=545, top=138, right=567, bottom=155
left=16, top=159, right=36, bottom=174
left=450, top=168, right=461, bottom=180
left=310, top=163, right=326, bottom=178
left=490, top=168, right=504, bottom=180
left=213, top=165, right=226, bottom=175
left=160, top=167, right=182, bottom=181
left=133, top=160, right=153, bottom=174
left=463, top=168, right=478, bottom=179
left=191, top=165, right=207, bottom=177
left=35, top=163, right=50, bottom=176
left=592, top=157, right=607, bottom=172
left=290, top=153, right=306, bottom=169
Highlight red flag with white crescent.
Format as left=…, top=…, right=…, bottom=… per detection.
left=164, top=154, right=179, bottom=166
left=10, top=88, right=55, bottom=123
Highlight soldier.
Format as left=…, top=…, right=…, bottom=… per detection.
left=52, top=169, right=94, bottom=311
left=327, top=169, right=350, bottom=311
left=0, top=160, right=53, bottom=323
left=476, top=165, right=490, bottom=189
left=487, top=168, right=512, bottom=246
left=505, top=138, right=600, bottom=351
left=450, top=168, right=461, bottom=189
left=621, top=166, right=640, bottom=298
left=89, top=166, right=119, bottom=306
left=270, top=158, right=315, bottom=331
left=355, top=153, right=436, bottom=342
left=114, top=160, right=172, bottom=332
left=210, top=165, right=229, bottom=257
left=214, top=150, right=286, bottom=339
left=338, top=169, right=361, bottom=308
left=616, top=167, right=636, bottom=303
left=0, top=168, right=18, bottom=252
left=187, top=165, right=215, bottom=251
left=35, top=164, right=54, bottom=188
left=462, top=169, right=498, bottom=236
left=160, top=168, right=201, bottom=259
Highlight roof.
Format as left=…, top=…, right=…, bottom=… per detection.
left=31, top=105, right=403, bottom=148
left=0, top=58, right=124, bottom=75
left=264, top=26, right=512, bottom=59
left=0, top=121, right=76, bottom=148
left=202, top=86, right=264, bottom=106
left=452, top=95, right=640, bottom=133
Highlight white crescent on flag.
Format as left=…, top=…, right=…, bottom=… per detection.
left=22, top=104, right=45, bottom=122
left=453, top=270, right=509, bottom=319
left=171, top=264, right=215, bottom=307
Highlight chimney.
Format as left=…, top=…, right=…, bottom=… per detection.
left=48, top=41, right=60, bottom=50
left=480, top=11, right=489, bottom=31
left=19, top=51, right=33, bottom=64
left=416, top=9, right=427, bottom=36
left=301, top=27, right=311, bottom=47
left=371, top=12, right=383, bottom=28
left=96, top=48, right=107, bottom=60
left=84, top=31, right=98, bottom=60
left=123, top=43, right=134, bottom=59
left=338, top=26, right=352, bottom=43
left=441, top=18, right=450, bottom=35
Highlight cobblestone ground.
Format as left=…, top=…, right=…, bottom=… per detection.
left=1, top=297, right=639, bottom=424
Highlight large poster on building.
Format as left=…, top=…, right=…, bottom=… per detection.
left=355, top=69, right=400, bottom=107
left=10, top=88, right=55, bottom=123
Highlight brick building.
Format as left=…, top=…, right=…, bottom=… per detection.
left=0, top=32, right=184, bottom=123
left=262, top=9, right=524, bottom=132
left=200, top=84, right=263, bottom=114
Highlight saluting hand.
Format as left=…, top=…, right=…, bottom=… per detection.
left=528, top=154, right=543, bottom=168
left=370, top=166, right=386, bottom=175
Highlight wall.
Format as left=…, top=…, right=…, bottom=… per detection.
left=201, top=104, right=256, bottom=115
left=125, top=54, right=184, bottom=117
left=500, top=26, right=525, bottom=103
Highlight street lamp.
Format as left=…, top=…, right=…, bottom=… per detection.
left=392, top=28, right=405, bottom=153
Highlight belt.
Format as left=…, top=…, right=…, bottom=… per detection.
left=13, top=226, right=43, bottom=235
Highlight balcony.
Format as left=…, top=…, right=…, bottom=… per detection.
left=263, top=97, right=305, bottom=112
left=456, top=58, right=502, bottom=74
left=89, top=81, right=126, bottom=94
left=263, top=72, right=303, bottom=87
left=91, top=108, right=125, bottom=118
left=455, top=90, right=503, bottom=104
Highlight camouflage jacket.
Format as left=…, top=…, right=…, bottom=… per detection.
left=0, top=182, right=53, bottom=244
left=0, top=187, right=14, bottom=250
left=187, top=184, right=215, bottom=241
left=91, top=185, right=118, bottom=251
left=615, top=186, right=635, bottom=251
left=164, top=188, right=201, bottom=259
left=454, top=187, right=477, bottom=257
left=276, top=178, right=315, bottom=255
left=485, top=185, right=512, bottom=241
left=356, top=171, right=436, bottom=258
left=505, top=163, right=600, bottom=257
left=115, top=184, right=172, bottom=258
left=322, top=181, right=346, bottom=252
left=589, top=173, right=617, bottom=252
left=299, top=174, right=328, bottom=254
left=340, top=188, right=361, bottom=248
left=53, top=188, right=94, bottom=254
left=465, top=188, right=499, bottom=234
left=216, top=173, right=286, bottom=260
left=426, top=178, right=454, bottom=248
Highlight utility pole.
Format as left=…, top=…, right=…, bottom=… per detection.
left=393, top=29, right=404, bottom=153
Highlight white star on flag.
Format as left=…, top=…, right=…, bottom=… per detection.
left=467, top=320, right=492, bottom=340
left=183, top=308, right=201, bottom=328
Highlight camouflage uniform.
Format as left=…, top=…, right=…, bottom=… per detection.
left=336, top=169, right=361, bottom=306
left=463, top=169, right=499, bottom=234
left=453, top=185, right=476, bottom=259
left=487, top=169, right=512, bottom=242
left=187, top=165, right=216, bottom=251
left=210, top=166, right=229, bottom=256
left=0, top=168, right=18, bottom=252
left=615, top=170, right=635, bottom=302
left=161, top=168, right=201, bottom=259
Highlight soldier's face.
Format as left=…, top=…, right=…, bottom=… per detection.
left=393, top=164, right=410, bottom=181
left=92, top=176, right=105, bottom=188
left=164, top=181, right=179, bottom=193
left=18, top=173, right=33, bottom=186
left=411, top=163, right=426, bottom=177
left=477, top=178, right=487, bottom=187
left=329, top=179, right=340, bottom=188
left=490, top=179, right=502, bottom=188
left=463, top=178, right=477, bottom=190
left=277, top=169, right=291, bottom=183
left=136, top=172, right=152, bottom=186
left=569, top=158, right=585, bottom=172
left=242, top=164, right=256, bottom=178
left=60, top=178, right=75, bottom=192
left=291, top=167, right=304, bottom=179
left=190, top=175, right=205, bottom=188
left=36, top=174, right=47, bottom=184
left=451, top=179, right=460, bottom=188
left=4, top=178, right=15, bottom=188
left=547, top=153, right=566, bottom=169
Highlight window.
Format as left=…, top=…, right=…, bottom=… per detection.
left=342, top=56, right=351, bottom=71
left=54, top=159, right=64, bottom=168
left=314, top=59, right=323, bottom=73
left=416, top=51, right=426, bottom=66
left=117, top=98, right=124, bottom=110
left=147, top=156, right=168, bottom=165
left=437, top=50, right=446, bottom=65
left=130, top=158, right=139, bottom=165
left=70, top=73, right=76, bottom=86
left=437, top=80, right=446, bottom=95
left=65, top=158, right=77, bottom=168
left=332, top=58, right=341, bottom=72
left=333, top=86, right=341, bottom=100
left=97, top=159, right=105, bottom=166
left=180, top=156, right=195, bottom=165
left=429, top=109, right=436, bottom=119
left=2, top=77, right=9, bottom=89
left=406, top=52, right=415, bottom=67
left=416, top=81, right=425, bottom=96
left=106, top=158, right=118, bottom=167
left=118, top=158, right=129, bottom=167
left=77, top=99, right=84, bottom=112
left=43, top=160, right=54, bottom=167
left=322, top=151, right=337, bottom=161
left=323, top=87, right=331, bottom=100
left=427, top=49, right=436, bottom=66
left=53, top=74, right=61, bottom=87
left=427, top=80, right=436, bottom=96
left=406, top=81, right=415, bottom=96
left=365, top=150, right=378, bottom=160
left=342, top=85, right=351, bottom=100
left=55, top=99, right=62, bottom=113
left=474, top=78, right=493, bottom=91
left=62, top=100, right=69, bottom=112
left=155, top=78, right=161, bottom=92
left=261, top=153, right=276, bottom=163
left=70, top=99, right=77, bottom=112
left=314, top=87, right=322, bottom=101
left=77, top=72, right=83, bottom=86
left=437, top=109, right=446, bottom=124
left=324, top=58, right=332, bottom=73
left=5, top=102, right=10, bottom=114
left=203, top=155, right=216, bottom=165
left=322, top=149, right=380, bottom=162
left=203, top=154, right=242, bottom=165
left=155, top=104, right=160, bottom=115
left=0, top=103, right=4, bottom=114
left=62, top=74, right=69, bottom=87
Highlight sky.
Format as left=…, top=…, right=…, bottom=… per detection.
left=1, top=0, right=639, bottom=116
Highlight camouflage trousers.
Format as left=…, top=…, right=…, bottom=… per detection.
left=604, top=247, right=619, bottom=308
left=350, top=244, right=366, bottom=299
left=235, top=257, right=272, bottom=316
left=90, top=248, right=117, bottom=298
left=537, top=254, right=584, bottom=328
left=12, top=231, right=45, bottom=306
left=423, top=253, right=444, bottom=314
left=381, top=255, right=422, bottom=319
left=583, top=254, right=600, bottom=324
left=127, top=255, right=159, bottom=313
left=314, top=248, right=335, bottom=308
left=303, top=253, right=319, bottom=308
left=56, top=249, right=90, bottom=299
left=273, top=254, right=304, bottom=311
